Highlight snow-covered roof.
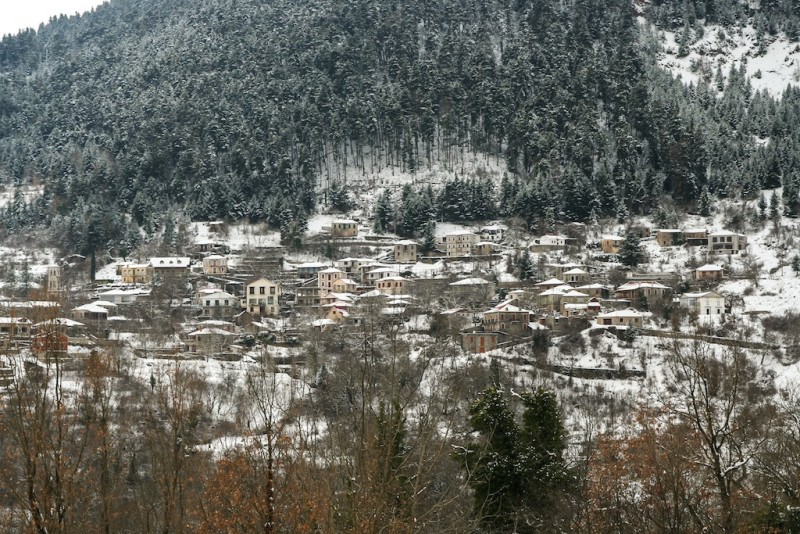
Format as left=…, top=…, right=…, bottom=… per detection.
left=198, top=290, right=236, bottom=299
left=576, top=283, right=606, bottom=290
left=34, top=318, right=84, bottom=328
left=596, top=309, right=648, bottom=318
left=562, top=290, right=590, bottom=298
left=323, top=301, right=354, bottom=308
left=334, top=278, right=358, bottom=285
left=328, top=292, right=355, bottom=302
left=368, top=267, right=401, bottom=274
left=197, top=320, right=235, bottom=327
left=0, top=300, right=60, bottom=308
left=602, top=235, right=624, bottom=241
left=449, top=277, right=490, bottom=286
left=149, top=257, right=191, bottom=268
left=358, top=289, right=384, bottom=298
left=98, top=288, right=150, bottom=297
left=0, top=317, right=31, bottom=324
left=378, top=275, right=407, bottom=282
left=681, top=291, right=723, bottom=299
left=394, top=239, right=418, bottom=246
left=332, top=219, right=358, bottom=224
left=203, top=254, right=226, bottom=260
left=319, top=267, right=344, bottom=274
left=656, top=228, right=683, bottom=233
left=708, top=230, right=744, bottom=237
left=73, top=303, right=109, bottom=314
left=446, top=229, right=477, bottom=236
left=189, top=327, right=236, bottom=337
left=616, top=281, right=671, bottom=291
left=312, top=319, right=336, bottom=327
left=539, top=285, right=574, bottom=296
left=696, top=264, right=723, bottom=272
left=487, top=303, right=529, bottom=313
left=563, top=268, right=588, bottom=275
left=535, top=278, right=567, bottom=287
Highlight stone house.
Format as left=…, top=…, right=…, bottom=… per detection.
left=601, top=235, right=625, bottom=254
left=202, top=255, right=228, bottom=275
left=244, top=278, right=281, bottom=317
left=330, top=219, right=359, bottom=238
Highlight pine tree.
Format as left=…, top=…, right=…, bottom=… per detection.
left=420, top=221, right=436, bottom=254
left=329, top=180, right=352, bottom=213
left=770, top=190, right=781, bottom=222
left=456, top=387, right=570, bottom=531
left=374, top=191, right=393, bottom=234
left=792, top=254, right=800, bottom=274
left=699, top=186, right=712, bottom=216
left=758, top=193, right=768, bottom=220
left=618, top=233, right=644, bottom=267
left=783, top=174, right=800, bottom=217
left=517, top=249, right=535, bottom=280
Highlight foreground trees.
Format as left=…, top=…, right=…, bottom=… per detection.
left=584, top=341, right=776, bottom=533
left=457, top=387, right=572, bottom=532
left=3, top=334, right=800, bottom=532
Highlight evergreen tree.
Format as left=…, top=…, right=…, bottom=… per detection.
left=457, top=387, right=570, bottom=531
left=329, top=180, right=353, bottom=213
left=699, top=186, right=712, bottom=216
left=758, top=193, right=768, bottom=220
left=618, top=233, right=644, bottom=267
left=782, top=174, right=800, bottom=217
left=420, top=221, right=436, bottom=254
left=374, top=191, right=394, bottom=234
left=770, top=190, right=781, bottom=222
left=517, top=250, right=535, bottom=280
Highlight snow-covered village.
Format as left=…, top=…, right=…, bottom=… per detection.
left=2, top=163, right=800, bottom=530
left=6, top=0, right=800, bottom=531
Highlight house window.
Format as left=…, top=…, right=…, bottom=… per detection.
left=249, top=287, right=255, bottom=295
left=270, top=286, right=276, bottom=295
left=268, top=296, right=274, bottom=304
left=260, top=287, right=265, bottom=295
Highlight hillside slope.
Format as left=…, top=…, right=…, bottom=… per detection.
left=0, top=0, right=799, bottom=254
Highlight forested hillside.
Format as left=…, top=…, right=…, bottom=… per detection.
left=0, top=0, right=799, bottom=252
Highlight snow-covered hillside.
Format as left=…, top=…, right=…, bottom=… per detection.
left=656, top=22, right=800, bottom=97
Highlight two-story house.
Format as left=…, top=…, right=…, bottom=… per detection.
left=394, top=240, right=419, bottom=263
left=244, top=278, right=281, bottom=316
left=202, top=255, right=228, bottom=275
left=439, top=230, right=479, bottom=257
left=708, top=231, right=747, bottom=255
left=680, top=291, right=725, bottom=316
